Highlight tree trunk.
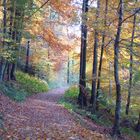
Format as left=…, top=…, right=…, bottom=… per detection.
left=9, top=1, right=25, bottom=80
left=109, top=62, right=112, bottom=98
left=96, top=0, right=108, bottom=111
left=67, top=55, right=70, bottom=84
left=2, top=0, right=16, bottom=81
left=2, top=62, right=8, bottom=81
left=7, top=63, right=10, bottom=81
left=3, top=0, right=7, bottom=47
left=91, top=0, right=100, bottom=113
left=78, top=0, right=89, bottom=107
left=112, top=0, right=124, bottom=136
left=7, top=1, right=15, bottom=81
left=10, top=63, right=16, bottom=80
left=0, top=0, right=7, bottom=82
left=25, top=41, right=30, bottom=73
left=126, top=6, right=137, bottom=115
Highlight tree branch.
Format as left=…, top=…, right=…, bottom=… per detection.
left=121, top=8, right=140, bottom=24
left=26, top=0, right=50, bottom=20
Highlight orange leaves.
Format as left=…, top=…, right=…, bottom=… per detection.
left=49, top=0, right=75, bottom=19
left=0, top=90, right=109, bottom=140
left=42, top=28, right=70, bottom=52
left=22, top=0, right=78, bottom=74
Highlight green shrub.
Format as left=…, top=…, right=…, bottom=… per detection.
left=121, top=127, right=140, bottom=140
left=64, top=85, right=79, bottom=99
left=59, top=85, right=79, bottom=110
left=0, top=82, right=27, bottom=102
left=0, top=71, right=49, bottom=102
left=16, top=71, right=49, bottom=94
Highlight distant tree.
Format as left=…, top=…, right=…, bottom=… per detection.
left=67, top=55, right=70, bottom=84
left=25, top=41, right=30, bottom=73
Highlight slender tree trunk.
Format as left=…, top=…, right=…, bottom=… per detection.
left=11, top=5, right=25, bottom=80
left=6, top=63, right=10, bottom=81
left=7, top=1, right=15, bottom=81
left=67, top=55, right=70, bottom=84
left=125, top=8, right=137, bottom=115
left=109, top=62, right=112, bottom=98
left=25, top=41, right=30, bottom=73
left=17, top=22, right=24, bottom=56
left=3, top=0, right=7, bottom=47
left=2, top=62, right=8, bottom=81
left=112, top=0, right=124, bottom=136
left=96, top=0, right=108, bottom=110
left=91, top=0, right=100, bottom=113
left=2, top=0, right=17, bottom=81
left=78, top=0, right=89, bottom=107
left=71, top=54, right=74, bottom=84
left=0, top=0, right=7, bottom=81
left=0, top=62, right=3, bottom=81
left=10, top=63, right=16, bottom=80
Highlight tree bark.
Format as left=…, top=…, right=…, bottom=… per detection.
left=109, top=62, right=112, bottom=98
left=0, top=0, right=7, bottom=81
left=78, top=0, right=89, bottom=107
left=8, top=1, right=15, bottom=81
left=67, top=55, right=70, bottom=84
left=112, top=0, right=124, bottom=136
left=91, top=0, right=100, bottom=113
left=10, top=4, right=25, bottom=80
left=96, top=0, right=108, bottom=111
left=25, top=41, right=30, bottom=73
left=3, top=0, right=7, bottom=47
left=125, top=3, right=137, bottom=115
left=10, top=63, right=16, bottom=80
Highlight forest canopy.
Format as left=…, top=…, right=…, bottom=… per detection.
left=0, top=0, right=140, bottom=139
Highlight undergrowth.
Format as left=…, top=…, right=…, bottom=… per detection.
left=60, top=85, right=140, bottom=140
left=16, top=71, right=48, bottom=94
left=0, top=82, right=27, bottom=102
left=0, top=71, right=49, bottom=102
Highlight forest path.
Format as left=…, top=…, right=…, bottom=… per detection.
left=0, top=88, right=109, bottom=140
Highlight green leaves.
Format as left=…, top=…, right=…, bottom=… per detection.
left=133, top=70, right=140, bottom=85
left=64, top=85, right=79, bottom=99
left=0, top=82, right=27, bottom=102
left=0, top=71, right=49, bottom=101
left=16, top=71, right=49, bottom=94
left=16, top=0, right=28, bottom=8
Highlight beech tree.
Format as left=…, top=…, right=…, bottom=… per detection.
left=91, top=0, right=100, bottom=113
left=126, top=0, right=137, bottom=115
left=96, top=0, right=108, bottom=111
left=0, top=0, right=32, bottom=81
left=78, top=0, right=89, bottom=107
left=112, top=0, right=124, bottom=136
left=0, top=0, right=140, bottom=139
left=0, top=0, right=7, bottom=81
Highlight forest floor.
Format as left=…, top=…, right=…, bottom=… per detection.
left=0, top=88, right=131, bottom=140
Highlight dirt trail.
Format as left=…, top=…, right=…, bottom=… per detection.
left=0, top=88, right=109, bottom=140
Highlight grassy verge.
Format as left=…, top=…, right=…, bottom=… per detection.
left=59, top=86, right=140, bottom=140
left=0, top=71, right=49, bottom=102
